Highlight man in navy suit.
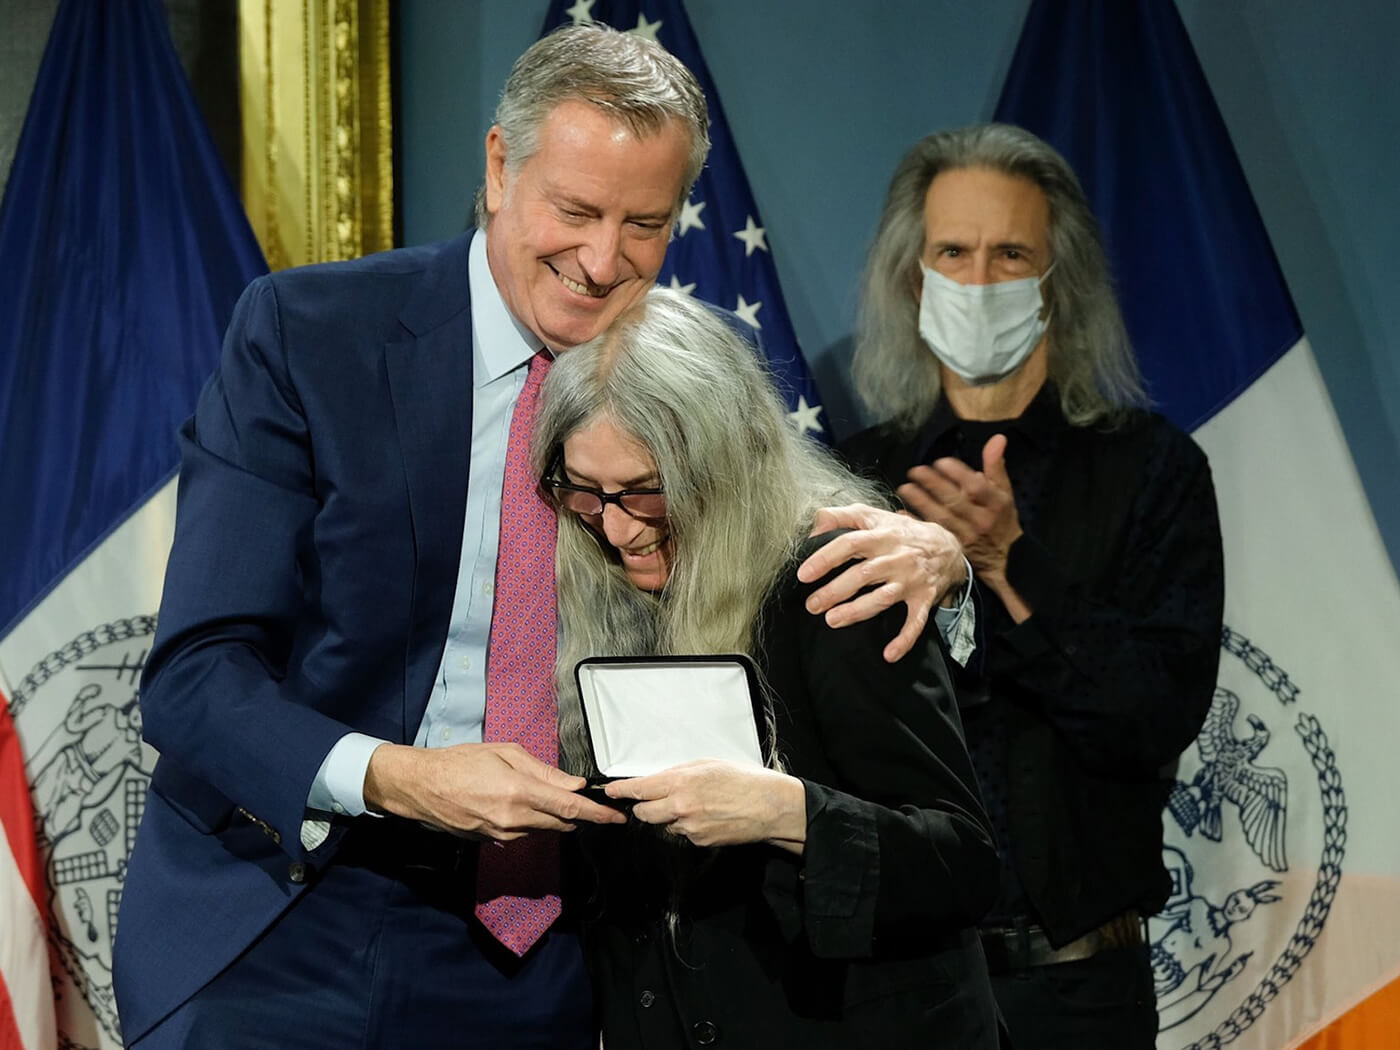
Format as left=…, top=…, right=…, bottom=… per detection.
left=114, top=24, right=971, bottom=1050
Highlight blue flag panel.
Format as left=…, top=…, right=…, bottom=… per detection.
left=0, top=0, right=267, bottom=632
left=993, top=0, right=1302, bottom=432
left=540, top=0, right=828, bottom=440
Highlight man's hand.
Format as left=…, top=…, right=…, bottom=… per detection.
left=898, top=433, right=1031, bottom=622
left=363, top=741, right=626, bottom=840
left=605, top=760, right=806, bottom=854
left=798, top=503, right=967, bottom=663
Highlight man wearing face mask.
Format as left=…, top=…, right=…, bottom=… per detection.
left=840, top=123, right=1225, bottom=1049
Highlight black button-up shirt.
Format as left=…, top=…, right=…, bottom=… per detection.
left=842, top=384, right=1224, bottom=942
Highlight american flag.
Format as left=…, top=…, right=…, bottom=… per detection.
left=542, top=0, right=828, bottom=440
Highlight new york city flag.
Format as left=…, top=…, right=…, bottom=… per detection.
left=0, top=1, right=265, bottom=1046
left=997, top=1, right=1400, bottom=1045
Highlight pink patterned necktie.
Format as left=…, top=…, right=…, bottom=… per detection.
left=475, top=349, right=560, bottom=956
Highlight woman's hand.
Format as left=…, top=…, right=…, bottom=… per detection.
left=605, top=760, right=807, bottom=854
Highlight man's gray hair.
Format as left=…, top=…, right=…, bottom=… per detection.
left=852, top=123, right=1147, bottom=431
left=533, top=287, right=881, bottom=776
left=473, top=23, right=710, bottom=227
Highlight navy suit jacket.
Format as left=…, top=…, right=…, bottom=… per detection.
left=114, top=234, right=481, bottom=1042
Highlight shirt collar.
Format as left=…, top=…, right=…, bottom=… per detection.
left=1001, top=382, right=1068, bottom=446
left=918, top=381, right=1068, bottom=462
left=468, top=229, right=546, bottom=386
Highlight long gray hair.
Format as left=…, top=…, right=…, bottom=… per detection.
left=534, top=287, right=881, bottom=775
left=473, top=23, right=710, bottom=228
left=852, top=123, right=1147, bottom=432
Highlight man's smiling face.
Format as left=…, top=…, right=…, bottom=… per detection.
left=482, top=99, right=690, bottom=351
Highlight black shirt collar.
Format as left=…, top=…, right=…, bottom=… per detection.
left=917, top=382, right=1067, bottom=466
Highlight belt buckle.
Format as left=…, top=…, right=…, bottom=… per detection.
left=977, top=918, right=1038, bottom=973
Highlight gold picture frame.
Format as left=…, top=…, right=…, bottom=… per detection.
left=239, top=0, right=393, bottom=270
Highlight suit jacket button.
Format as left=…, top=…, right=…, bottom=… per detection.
left=638, top=990, right=655, bottom=1008
left=288, top=862, right=307, bottom=884
left=692, top=1020, right=718, bottom=1045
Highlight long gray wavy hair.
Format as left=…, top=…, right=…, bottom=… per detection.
left=473, top=23, right=710, bottom=228
left=533, top=287, right=882, bottom=775
left=852, top=123, right=1147, bottom=432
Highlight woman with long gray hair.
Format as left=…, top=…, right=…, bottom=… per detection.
left=533, top=286, right=1002, bottom=1047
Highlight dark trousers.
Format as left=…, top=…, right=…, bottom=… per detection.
left=131, top=826, right=594, bottom=1050
left=993, top=945, right=1158, bottom=1050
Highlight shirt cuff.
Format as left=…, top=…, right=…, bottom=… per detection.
left=301, top=733, right=386, bottom=851
left=306, top=732, right=386, bottom=818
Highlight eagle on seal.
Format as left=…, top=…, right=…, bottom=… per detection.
left=1168, top=687, right=1288, bottom=872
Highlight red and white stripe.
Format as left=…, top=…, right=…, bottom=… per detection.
left=0, top=693, right=55, bottom=1050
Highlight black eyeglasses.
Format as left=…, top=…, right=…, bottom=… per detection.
left=541, top=452, right=668, bottom=520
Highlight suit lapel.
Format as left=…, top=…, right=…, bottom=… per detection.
left=384, top=236, right=474, bottom=735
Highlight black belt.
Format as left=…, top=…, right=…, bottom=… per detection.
left=338, top=816, right=480, bottom=879
left=979, top=911, right=1144, bottom=974
left=334, top=817, right=568, bottom=968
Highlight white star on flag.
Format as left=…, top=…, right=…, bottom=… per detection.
left=677, top=197, right=706, bottom=235
left=564, top=0, right=595, bottom=25
left=627, top=13, right=662, bottom=41
left=733, top=215, right=769, bottom=256
left=788, top=395, right=824, bottom=436
left=668, top=275, right=696, bottom=295
left=734, top=295, right=762, bottom=329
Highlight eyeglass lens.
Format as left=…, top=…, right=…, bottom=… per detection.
left=554, top=487, right=667, bottom=519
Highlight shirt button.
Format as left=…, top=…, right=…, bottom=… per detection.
left=481, top=580, right=493, bottom=596
left=332, top=802, right=345, bottom=815
left=638, top=990, right=655, bottom=1008
left=692, top=1020, right=718, bottom=1045
left=460, top=657, right=472, bottom=670
left=440, top=727, right=453, bottom=742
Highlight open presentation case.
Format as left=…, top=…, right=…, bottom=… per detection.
left=573, top=655, right=771, bottom=797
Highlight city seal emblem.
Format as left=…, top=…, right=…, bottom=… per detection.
left=12, top=616, right=159, bottom=1049
left=1150, top=625, right=1346, bottom=1049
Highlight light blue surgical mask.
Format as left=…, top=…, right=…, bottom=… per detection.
left=917, top=263, right=1053, bottom=386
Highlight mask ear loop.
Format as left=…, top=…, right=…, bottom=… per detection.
left=1037, top=261, right=1056, bottom=324
left=908, top=259, right=927, bottom=305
